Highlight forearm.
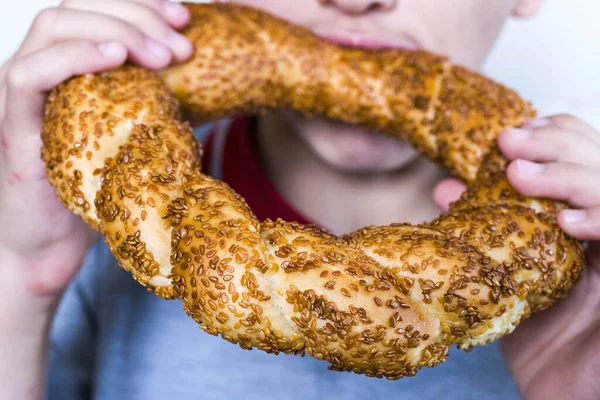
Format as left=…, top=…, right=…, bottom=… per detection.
left=0, top=250, right=59, bottom=400
left=502, top=269, right=600, bottom=400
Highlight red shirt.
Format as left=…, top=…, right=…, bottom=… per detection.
left=198, top=118, right=315, bottom=226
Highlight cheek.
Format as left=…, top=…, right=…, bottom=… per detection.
left=417, top=0, right=514, bottom=67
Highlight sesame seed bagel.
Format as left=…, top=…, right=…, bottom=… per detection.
left=41, top=3, right=584, bottom=380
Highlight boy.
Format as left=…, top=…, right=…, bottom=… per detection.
left=1, top=1, right=599, bottom=399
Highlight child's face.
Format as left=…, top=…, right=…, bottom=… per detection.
left=232, top=0, right=540, bottom=173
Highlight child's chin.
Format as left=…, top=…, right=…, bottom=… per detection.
left=315, top=145, right=420, bottom=173
left=308, top=127, right=420, bottom=173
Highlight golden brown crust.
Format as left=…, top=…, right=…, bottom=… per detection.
left=163, top=3, right=535, bottom=183
left=41, top=2, right=583, bottom=379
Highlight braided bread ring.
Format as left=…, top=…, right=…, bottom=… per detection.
left=41, top=3, right=584, bottom=379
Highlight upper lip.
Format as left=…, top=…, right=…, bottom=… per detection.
left=314, top=31, right=420, bottom=51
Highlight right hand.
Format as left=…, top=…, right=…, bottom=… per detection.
left=0, top=0, right=193, bottom=309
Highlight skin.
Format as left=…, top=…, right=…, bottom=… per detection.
left=0, top=1, right=193, bottom=398
left=236, top=0, right=542, bottom=231
left=0, top=0, right=597, bottom=399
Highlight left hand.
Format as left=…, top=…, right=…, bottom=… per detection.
left=433, top=115, right=600, bottom=400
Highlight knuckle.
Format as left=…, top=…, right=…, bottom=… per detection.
left=131, top=7, right=171, bottom=37
left=32, top=7, right=60, bottom=33
left=115, top=22, right=146, bottom=47
left=544, top=130, right=571, bottom=150
left=126, top=1, right=171, bottom=30
left=550, top=114, right=580, bottom=128
left=532, top=124, right=582, bottom=160
left=6, top=63, right=30, bottom=91
left=136, top=5, right=162, bottom=22
left=567, top=185, right=586, bottom=205
left=51, top=43, right=74, bottom=63
left=591, top=213, right=600, bottom=229
left=0, top=59, right=12, bottom=81
left=59, top=0, right=76, bottom=7
left=53, top=41, right=92, bottom=64
left=140, top=0, right=164, bottom=9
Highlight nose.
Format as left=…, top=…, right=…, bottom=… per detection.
left=319, top=0, right=398, bottom=15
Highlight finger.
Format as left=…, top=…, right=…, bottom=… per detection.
left=546, top=114, right=600, bottom=144
left=432, top=178, right=467, bottom=212
left=558, top=207, right=600, bottom=241
left=506, top=160, right=600, bottom=209
left=60, top=0, right=192, bottom=60
left=499, top=123, right=600, bottom=168
left=18, top=8, right=182, bottom=67
left=0, top=59, right=14, bottom=118
left=3, top=40, right=127, bottom=137
left=65, top=0, right=192, bottom=29
left=0, top=84, right=6, bottom=122
left=0, top=56, right=13, bottom=84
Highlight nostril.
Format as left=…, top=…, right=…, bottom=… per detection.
left=320, top=0, right=394, bottom=15
left=366, top=3, right=382, bottom=12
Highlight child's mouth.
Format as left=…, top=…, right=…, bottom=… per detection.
left=315, top=32, right=419, bottom=51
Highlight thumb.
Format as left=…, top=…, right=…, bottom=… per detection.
left=432, top=178, right=467, bottom=212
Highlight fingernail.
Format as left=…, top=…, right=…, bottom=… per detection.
left=515, top=159, right=545, bottom=175
left=522, top=118, right=550, bottom=129
left=98, top=42, right=126, bottom=58
left=145, top=38, right=170, bottom=58
left=506, top=127, right=532, bottom=140
left=163, top=1, right=188, bottom=19
left=562, top=209, right=587, bottom=224
left=168, top=31, right=193, bottom=56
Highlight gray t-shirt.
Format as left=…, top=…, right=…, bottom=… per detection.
left=46, top=122, right=521, bottom=400
left=46, top=238, right=521, bottom=400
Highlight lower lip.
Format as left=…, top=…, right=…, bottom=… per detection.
left=318, top=34, right=418, bottom=51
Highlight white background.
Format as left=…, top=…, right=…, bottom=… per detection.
left=0, top=0, right=598, bottom=128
